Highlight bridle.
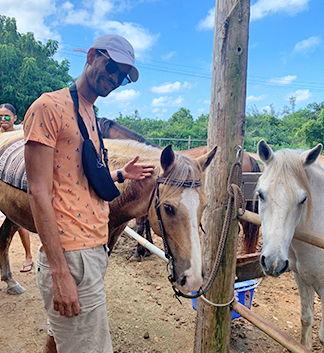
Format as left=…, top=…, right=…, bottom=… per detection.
left=147, top=176, right=204, bottom=299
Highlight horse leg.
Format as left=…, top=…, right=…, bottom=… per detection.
left=315, top=287, right=324, bottom=351
left=292, top=271, right=315, bottom=350
left=241, top=200, right=260, bottom=254
left=0, top=217, right=24, bottom=295
left=144, top=216, right=152, bottom=257
left=134, top=216, right=152, bottom=262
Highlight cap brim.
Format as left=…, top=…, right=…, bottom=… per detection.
left=108, top=51, right=139, bottom=82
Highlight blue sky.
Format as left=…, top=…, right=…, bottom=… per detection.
left=1, top=0, right=324, bottom=120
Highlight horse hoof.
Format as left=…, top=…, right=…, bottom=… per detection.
left=145, top=249, right=152, bottom=257
left=134, top=253, right=143, bottom=262
left=7, top=283, right=25, bottom=295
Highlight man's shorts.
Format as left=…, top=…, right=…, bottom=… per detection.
left=36, top=245, right=113, bottom=353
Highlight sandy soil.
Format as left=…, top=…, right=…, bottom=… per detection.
left=0, top=219, right=323, bottom=353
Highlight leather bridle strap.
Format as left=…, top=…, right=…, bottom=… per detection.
left=147, top=176, right=202, bottom=283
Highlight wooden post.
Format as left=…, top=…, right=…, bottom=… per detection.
left=194, top=1, right=250, bottom=352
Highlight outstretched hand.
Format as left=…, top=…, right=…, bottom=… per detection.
left=122, top=156, right=154, bottom=180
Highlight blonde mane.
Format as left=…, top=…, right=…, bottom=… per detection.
left=103, top=139, right=203, bottom=204
left=259, top=149, right=313, bottom=223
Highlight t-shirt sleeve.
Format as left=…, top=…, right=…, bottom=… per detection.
left=24, top=94, right=61, bottom=148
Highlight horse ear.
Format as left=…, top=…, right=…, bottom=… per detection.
left=196, top=146, right=217, bottom=172
left=258, top=140, right=273, bottom=164
left=301, top=143, right=323, bottom=166
left=161, top=145, right=175, bottom=172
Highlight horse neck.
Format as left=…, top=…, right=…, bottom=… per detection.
left=302, top=161, right=324, bottom=232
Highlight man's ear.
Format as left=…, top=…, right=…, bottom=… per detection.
left=87, top=48, right=97, bottom=65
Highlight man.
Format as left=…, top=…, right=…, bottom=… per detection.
left=24, top=35, right=154, bottom=353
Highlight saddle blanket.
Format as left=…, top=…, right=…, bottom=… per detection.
left=0, top=130, right=27, bottom=192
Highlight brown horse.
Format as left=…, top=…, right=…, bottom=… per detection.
left=98, top=118, right=261, bottom=258
left=0, top=131, right=217, bottom=295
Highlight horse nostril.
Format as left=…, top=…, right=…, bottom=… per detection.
left=280, top=260, right=289, bottom=275
left=180, top=275, right=187, bottom=287
left=260, top=255, right=266, bottom=268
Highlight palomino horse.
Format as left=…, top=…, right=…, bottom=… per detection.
left=0, top=130, right=217, bottom=295
left=257, top=139, right=324, bottom=351
left=98, top=118, right=261, bottom=260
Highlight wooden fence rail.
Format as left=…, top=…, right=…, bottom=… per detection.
left=239, top=210, right=324, bottom=250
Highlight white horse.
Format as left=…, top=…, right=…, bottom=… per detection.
left=257, top=139, right=324, bottom=351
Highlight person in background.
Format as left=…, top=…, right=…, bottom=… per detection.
left=24, top=35, right=154, bottom=353
left=0, top=103, right=33, bottom=273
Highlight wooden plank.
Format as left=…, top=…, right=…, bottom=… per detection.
left=236, top=253, right=264, bottom=282
left=242, top=172, right=262, bottom=201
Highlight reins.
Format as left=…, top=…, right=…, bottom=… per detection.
left=148, top=147, right=245, bottom=302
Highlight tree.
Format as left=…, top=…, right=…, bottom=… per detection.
left=0, top=15, right=73, bottom=122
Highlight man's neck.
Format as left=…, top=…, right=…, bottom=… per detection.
left=75, top=75, right=97, bottom=105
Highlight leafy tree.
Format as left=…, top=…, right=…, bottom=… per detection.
left=0, top=15, right=73, bottom=122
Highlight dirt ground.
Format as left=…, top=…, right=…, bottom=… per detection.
left=0, top=220, right=323, bottom=353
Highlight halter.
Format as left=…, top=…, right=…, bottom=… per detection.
left=147, top=176, right=202, bottom=286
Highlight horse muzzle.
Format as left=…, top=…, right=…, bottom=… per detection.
left=176, top=270, right=203, bottom=293
left=260, top=253, right=289, bottom=277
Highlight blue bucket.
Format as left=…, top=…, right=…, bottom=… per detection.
left=191, top=279, right=259, bottom=320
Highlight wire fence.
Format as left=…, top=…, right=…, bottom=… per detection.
left=147, top=136, right=207, bottom=150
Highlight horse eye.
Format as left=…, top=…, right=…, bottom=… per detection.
left=164, top=204, right=175, bottom=216
left=300, top=196, right=307, bottom=205
left=258, top=191, right=264, bottom=201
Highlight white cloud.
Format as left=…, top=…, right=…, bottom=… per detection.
left=0, top=0, right=60, bottom=41
left=293, top=36, right=322, bottom=54
left=108, top=89, right=141, bottom=101
left=247, top=95, right=267, bottom=102
left=162, top=51, right=177, bottom=60
left=197, top=1, right=309, bottom=29
left=151, top=81, right=192, bottom=94
left=251, top=0, right=310, bottom=21
left=203, top=100, right=210, bottom=105
left=197, top=7, right=215, bottom=31
left=286, top=89, right=312, bottom=103
left=267, top=75, right=297, bottom=85
left=60, top=2, right=159, bottom=58
left=151, top=96, right=184, bottom=107
left=0, top=0, right=158, bottom=58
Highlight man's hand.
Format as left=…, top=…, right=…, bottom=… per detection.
left=52, top=271, right=80, bottom=317
left=122, top=156, right=154, bottom=180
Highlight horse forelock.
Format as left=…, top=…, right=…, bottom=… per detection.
left=158, top=153, right=202, bottom=205
left=259, top=149, right=312, bottom=223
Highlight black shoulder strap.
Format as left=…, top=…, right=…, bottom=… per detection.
left=69, top=83, right=109, bottom=167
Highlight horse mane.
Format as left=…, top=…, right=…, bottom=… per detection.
left=103, top=139, right=161, bottom=161
left=259, top=149, right=313, bottom=224
left=103, top=139, right=203, bottom=205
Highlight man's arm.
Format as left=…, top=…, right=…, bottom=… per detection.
left=25, top=141, right=80, bottom=317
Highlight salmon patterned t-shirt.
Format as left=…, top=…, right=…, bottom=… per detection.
left=24, top=87, right=110, bottom=251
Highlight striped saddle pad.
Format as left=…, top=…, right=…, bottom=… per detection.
left=0, top=130, right=27, bottom=192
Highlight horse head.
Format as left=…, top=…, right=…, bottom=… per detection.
left=257, top=139, right=322, bottom=277
left=148, top=144, right=217, bottom=293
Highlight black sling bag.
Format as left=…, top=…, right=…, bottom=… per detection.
left=69, top=83, right=120, bottom=201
